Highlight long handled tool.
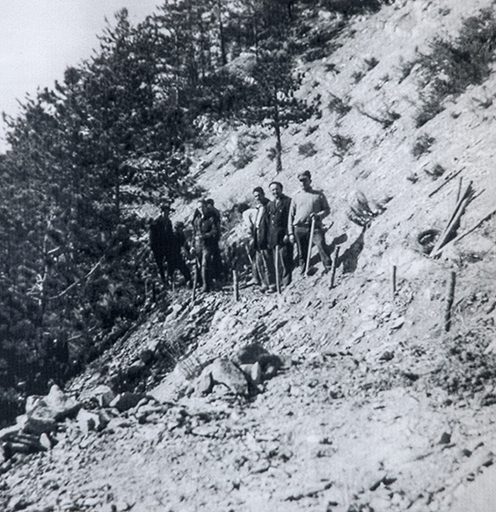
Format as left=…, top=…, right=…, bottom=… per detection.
left=329, top=246, right=340, bottom=289
left=192, top=256, right=199, bottom=301
left=305, top=217, right=316, bottom=276
left=233, top=269, right=239, bottom=301
left=244, top=241, right=253, bottom=265
left=275, top=245, right=281, bottom=293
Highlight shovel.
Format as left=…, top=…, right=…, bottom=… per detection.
left=275, top=245, right=281, bottom=293
left=305, top=217, right=316, bottom=276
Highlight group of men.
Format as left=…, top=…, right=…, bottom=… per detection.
left=150, top=198, right=223, bottom=293
left=244, top=170, right=332, bottom=293
left=150, top=170, right=333, bottom=295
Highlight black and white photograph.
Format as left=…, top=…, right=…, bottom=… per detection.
left=1, top=1, right=495, bottom=511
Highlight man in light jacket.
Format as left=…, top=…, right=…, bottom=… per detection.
left=288, top=170, right=331, bottom=273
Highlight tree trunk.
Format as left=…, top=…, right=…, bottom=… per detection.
left=217, top=0, right=227, bottom=66
left=114, top=161, right=121, bottom=222
left=273, top=92, right=282, bottom=173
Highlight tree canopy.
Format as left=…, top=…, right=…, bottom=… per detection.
left=0, top=0, right=368, bottom=425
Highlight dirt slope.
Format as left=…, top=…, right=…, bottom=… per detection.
left=2, top=0, right=496, bottom=511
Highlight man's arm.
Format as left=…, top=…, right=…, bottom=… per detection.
left=311, top=191, right=330, bottom=221
left=288, top=198, right=296, bottom=241
left=202, top=218, right=218, bottom=239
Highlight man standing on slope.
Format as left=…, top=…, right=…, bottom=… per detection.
left=206, top=198, right=224, bottom=281
left=288, top=170, right=331, bottom=273
left=239, top=203, right=260, bottom=286
left=192, top=199, right=219, bottom=292
left=267, top=181, right=293, bottom=288
left=253, top=187, right=275, bottom=292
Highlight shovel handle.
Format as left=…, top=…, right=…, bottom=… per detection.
left=305, top=217, right=316, bottom=275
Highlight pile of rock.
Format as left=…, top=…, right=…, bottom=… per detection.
left=1, top=344, right=287, bottom=463
left=194, top=343, right=286, bottom=397
left=0, top=384, right=80, bottom=460
left=0, top=384, right=164, bottom=462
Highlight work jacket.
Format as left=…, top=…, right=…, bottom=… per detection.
left=253, top=199, right=270, bottom=251
left=267, top=194, right=292, bottom=248
left=193, top=211, right=219, bottom=250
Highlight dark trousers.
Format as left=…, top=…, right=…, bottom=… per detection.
left=255, top=249, right=275, bottom=289
left=169, top=255, right=191, bottom=285
left=294, top=226, right=331, bottom=269
left=194, top=241, right=215, bottom=291
left=273, top=243, right=293, bottom=287
left=211, top=243, right=225, bottom=280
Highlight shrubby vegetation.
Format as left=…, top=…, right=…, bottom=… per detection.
left=414, top=8, right=496, bottom=127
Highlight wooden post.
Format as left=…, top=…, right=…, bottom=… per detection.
left=305, top=217, right=316, bottom=276
left=444, top=271, right=456, bottom=332
left=431, top=182, right=474, bottom=257
left=392, top=265, right=397, bottom=298
left=192, top=263, right=198, bottom=301
left=330, top=246, right=340, bottom=289
left=275, top=245, right=281, bottom=294
left=456, top=177, right=463, bottom=203
left=233, top=269, right=239, bottom=301
left=428, top=166, right=465, bottom=198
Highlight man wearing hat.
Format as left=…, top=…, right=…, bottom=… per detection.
left=150, top=204, right=191, bottom=287
left=287, top=170, right=331, bottom=272
left=149, top=204, right=175, bottom=284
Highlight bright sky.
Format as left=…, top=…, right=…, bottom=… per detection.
left=0, top=0, right=160, bottom=153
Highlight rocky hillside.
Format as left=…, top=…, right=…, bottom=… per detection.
left=2, top=0, right=496, bottom=511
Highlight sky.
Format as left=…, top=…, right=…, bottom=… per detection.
left=0, top=0, right=160, bottom=153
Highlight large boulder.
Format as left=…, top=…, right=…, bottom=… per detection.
left=28, top=385, right=80, bottom=423
left=109, top=392, right=145, bottom=413
left=79, top=384, right=116, bottom=408
left=235, top=342, right=269, bottom=365
left=16, top=414, right=57, bottom=436
left=77, top=409, right=110, bottom=434
left=209, top=358, right=249, bottom=396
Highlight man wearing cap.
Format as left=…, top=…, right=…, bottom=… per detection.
left=288, top=170, right=331, bottom=273
left=267, top=181, right=293, bottom=287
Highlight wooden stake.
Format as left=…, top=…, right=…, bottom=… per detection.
left=392, top=265, right=397, bottom=298
left=431, top=182, right=474, bottom=256
left=428, top=167, right=465, bottom=198
left=444, top=271, right=456, bottom=332
left=330, top=246, right=340, bottom=289
left=233, top=269, right=239, bottom=301
left=442, top=208, right=496, bottom=249
left=456, top=176, right=463, bottom=203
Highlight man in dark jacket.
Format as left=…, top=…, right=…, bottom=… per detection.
left=150, top=204, right=191, bottom=287
left=192, top=199, right=219, bottom=292
left=206, top=198, right=224, bottom=280
left=267, top=181, right=293, bottom=288
left=253, top=187, right=275, bottom=292
left=149, top=205, right=175, bottom=284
